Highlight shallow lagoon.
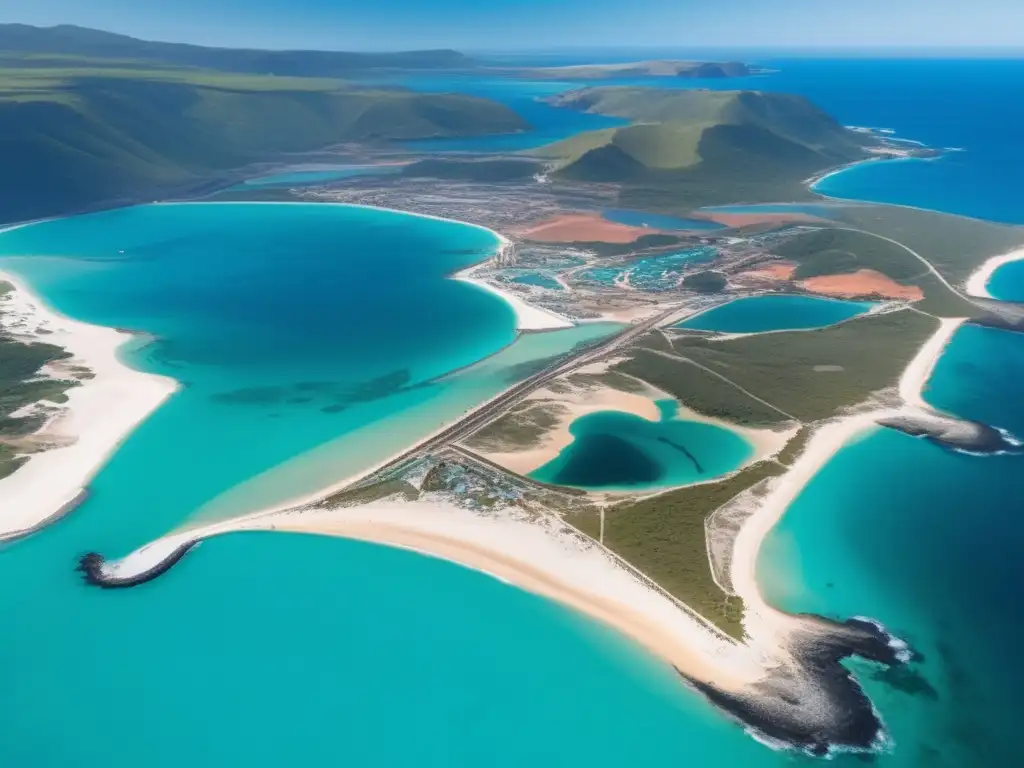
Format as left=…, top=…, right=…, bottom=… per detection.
left=530, top=400, right=753, bottom=491
left=676, top=294, right=874, bottom=334
left=603, top=208, right=725, bottom=231
left=235, top=165, right=402, bottom=188
left=628, top=247, right=717, bottom=291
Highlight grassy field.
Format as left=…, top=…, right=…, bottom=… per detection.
left=604, top=460, right=786, bottom=638
left=835, top=204, right=1024, bottom=287
left=670, top=309, right=939, bottom=421
left=613, top=348, right=794, bottom=427
left=773, top=226, right=982, bottom=317
left=538, top=87, right=867, bottom=195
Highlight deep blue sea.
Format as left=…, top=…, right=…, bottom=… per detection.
left=2, top=57, right=1024, bottom=766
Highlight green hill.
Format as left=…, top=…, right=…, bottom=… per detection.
left=537, top=87, right=867, bottom=191
left=0, top=24, right=474, bottom=76
left=522, top=60, right=753, bottom=80
left=0, top=66, right=528, bottom=222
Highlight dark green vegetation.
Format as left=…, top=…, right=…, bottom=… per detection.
left=0, top=24, right=473, bottom=76
left=605, top=460, right=785, bottom=638
left=773, top=226, right=982, bottom=316
left=401, top=158, right=540, bottom=182
left=0, top=284, right=80, bottom=479
left=670, top=309, right=939, bottom=421
left=536, top=87, right=867, bottom=209
left=0, top=64, right=527, bottom=222
left=832, top=204, right=1024, bottom=287
left=682, top=270, right=728, bottom=293
left=777, top=228, right=923, bottom=281
left=462, top=400, right=567, bottom=452
left=613, top=349, right=793, bottom=427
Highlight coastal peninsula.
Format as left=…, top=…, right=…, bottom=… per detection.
left=3, top=25, right=1024, bottom=761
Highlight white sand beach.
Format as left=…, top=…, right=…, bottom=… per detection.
left=103, top=497, right=767, bottom=691
left=83, top=291, right=970, bottom=709
left=897, top=317, right=963, bottom=408
left=455, top=269, right=575, bottom=331
left=729, top=315, right=964, bottom=635
left=0, top=271, right=179, bottom=538
left=964, top=246, right=1024, bottom=298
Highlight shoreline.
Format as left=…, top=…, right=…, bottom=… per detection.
left=89, top=499, right=767, bottom=692
left=468, top=377, right=793, bottom=478
left=964, top=246, right=1024, bottom=299
left=728, top=314, right=964, bottom=631
left=70, top=317, right=970, bottom=754
left=159, top=200, right=576, bottom=333
left=454, top=267, right=576, bottom=331
left=0, top=270, right=179, bottom=540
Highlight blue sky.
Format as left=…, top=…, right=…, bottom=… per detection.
left=3, top=0, right=1023, bottom=50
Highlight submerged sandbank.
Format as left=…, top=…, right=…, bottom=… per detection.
left=0, top=271, right=178, bottom=539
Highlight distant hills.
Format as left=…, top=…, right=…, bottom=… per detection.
left=522, top=60, right=755, bottom=80
left=0, top=65, right=527, bottom=223
left=0, top=24, right=474, bottom=76
left=534, top=87, right=868, bottom=206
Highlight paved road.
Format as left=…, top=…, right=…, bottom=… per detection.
left=347, top=306, right=682, bottom=489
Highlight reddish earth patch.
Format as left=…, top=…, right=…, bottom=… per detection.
left=739, top=261, right=797, bottom=281
left=516, top=212, right=661, bottom=244
left=799, top=269, right=924, bottom=300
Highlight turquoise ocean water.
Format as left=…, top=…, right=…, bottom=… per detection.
left=0, top=201, right=787, bottom=767
left=3, top=56, right=1024, bottom=765
left=530, top=400, right=753, bottom=490
left=382, top=56, right=1024, bottom=764
left=677, top=294, right=875, bottom=334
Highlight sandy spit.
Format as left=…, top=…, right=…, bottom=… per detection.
left=0, top=271, right=179, bottom=538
